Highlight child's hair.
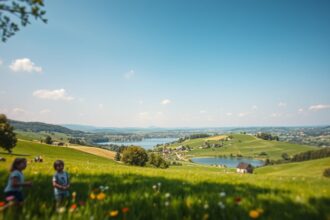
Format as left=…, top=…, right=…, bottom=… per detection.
left=53, top=160, right=64, bottom=170
left=10, top=158, right=27, bottom=171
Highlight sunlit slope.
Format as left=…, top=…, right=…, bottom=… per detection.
left=255, top=157, right=330, bottom=177
left=168, top=134, right=317, bottom=160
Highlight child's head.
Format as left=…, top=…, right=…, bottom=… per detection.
left=10, top=158, right=27, bottom=171
left=53, top=160, right=64, bottom=171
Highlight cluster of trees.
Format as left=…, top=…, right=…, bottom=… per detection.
left=265, top=147, right=330, bottom=166
left=290, top=147, right=330, bottom=162
left=0, top=114, right=17, bottom=153
left=178, top=133, right=210, bottom=143
left=119, top=146, right=169, bottom=168
left=256, top=133, right=279, bottom=141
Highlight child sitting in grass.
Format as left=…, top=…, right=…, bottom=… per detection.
left=4, top=158, right=32, bottom=205
left=52, top=160, right=70, bottom=208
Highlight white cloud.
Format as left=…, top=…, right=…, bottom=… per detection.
left=0, top=59, right=3, bottom=65
left=278, top=102, right=287, bottom=107
left=200, top=110, right=207, bottom=114
left=298, top=108, right=304, bottom=113
left=98, top=104, right=104, bottom=110
left=270, top=113, right=281, bottom=117
left=40, top=109, right=51, bottom=114
left=252, top=105, right=258, bottom=110
left=226, top=112, right=233, bottom=116
left=161, top=99, right=171, bottom=105
left=238, top=112, right=249, bottom=117
left=124, top=69, right=135, bottom=79
left=9, top=58, right=42, bottom=73
left=138, top=100, right=144, bottom=105
left=12, top=108, right=26, bottom=114
left=33, top=89, right=74, bottom=101
left=309, top=104, right=330, bottom=111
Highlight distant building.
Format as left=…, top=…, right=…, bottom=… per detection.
left=236, top=162, right=253, bottom=174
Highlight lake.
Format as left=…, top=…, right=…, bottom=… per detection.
left=191, top=157, right=264, bottom=168
left=98, top=138, right=178, bottom=150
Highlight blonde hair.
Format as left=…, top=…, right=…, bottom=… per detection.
left=10, top=158, right=27, bottom=172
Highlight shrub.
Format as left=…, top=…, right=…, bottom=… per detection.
left=149, top=153, right=169, bottom=168
left=122, top=146, right=148, bottom=166
left=323, top=168, right=330, bottom=178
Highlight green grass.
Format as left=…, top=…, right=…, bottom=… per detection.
left=0, top=140, right=329, bottom=220
left=167, top=134, right=318, bottom=160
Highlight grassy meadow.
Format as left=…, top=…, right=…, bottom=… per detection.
left=167, top=134, right=318, bottom=160
left=0, top=139, right=329, bottom=220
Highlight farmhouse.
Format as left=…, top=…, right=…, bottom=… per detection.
left=236, top=162, right=253, bottom=174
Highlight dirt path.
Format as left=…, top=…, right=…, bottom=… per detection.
left=68, top=145, right=116, bottom=160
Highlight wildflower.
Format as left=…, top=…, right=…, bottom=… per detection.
left=72, top=192, right=77, bottom=199
left=218, top=201, right=225, bottom=209
left=0, top=202, right=5, bottom=207
left=204, top=203, right=209, bottom=210
left=165, top=201, right=169, bottom=206
left=165, top=193, right=171, bottom=198
left=109, top=210, right=119, bottom=217
left=249, top=210, right=260, bottom=219
left=57, top=207, right=66, bottom=213
left=157, top=182, right=161, bottom=187
left=219, top=192, right=226, bottom=197
left=104, top=186, right=109, bottom=190
left=152, top=185, right=157, bottom=190
left=235, top=197, right=242, bottom=205
left=97, top=192, right=106, bottom=200
left=69, top=204, right=77, bottom=212
left=122, top=207, right=129, bottom=213
left=5, top=196, right=14, bottom=202
left=90, top=193, right=96, bottom=200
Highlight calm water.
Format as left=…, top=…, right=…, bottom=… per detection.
left=98, top=138, right=177, bottom=150
left=191, top=157, right=264, bottom=168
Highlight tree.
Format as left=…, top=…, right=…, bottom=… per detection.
left=122, top=146, right=148, bottom=166
left=0, top=114, right=17, bottom=153
left=115, top=151, right=121, bottom=161
left=44, top=135, right=52, bottom=144
left=0, top=0, right=47, bottom=42
left=148, top=153, right=169, bottom=169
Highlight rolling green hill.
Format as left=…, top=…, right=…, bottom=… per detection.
left=165, top=134, right=318, bottom=160
left=0, top=139, right=329, bottom=219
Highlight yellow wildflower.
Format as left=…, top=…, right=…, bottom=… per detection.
left=97, top=192, right=106, bottom=200
left=90, top=193, right=96, bottom=200
left=109, top=210, right=119, bottom=217
left=249, top=210, right=260, bottom=219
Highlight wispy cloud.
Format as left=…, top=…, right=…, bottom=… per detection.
left=10, top=58, right=42, bottom=73
left=200, top=110, right=207, bottom=114
left=0, top=59, right=3, bottom=66
left=278, top=102, right=287, bottom=107
left=124, top=69, right=135, bottom=79
left=161, top=99, right=171, bottom=105
left=270, top=113, right=281, bottom=117
left=238, top=112, right=250, bottom=117
left=252, top=105, right=258, bottom=110
left=33, top=89, right=74, bottom=101
left=40, top=109, right=51, bottom=114
left=226, top=112, right=233, bottom=116
left=309, top=104, right=330, bottom=111
left=298, top=108, right=304, bottom=113
left=12, top=108, right=26, bottom=114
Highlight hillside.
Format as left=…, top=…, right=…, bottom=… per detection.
left=0, top=140, right=329, bottom=219
left=164, top=134, right=318, bottom=160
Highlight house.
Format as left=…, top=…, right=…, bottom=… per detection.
left=236, top=162, right=253, bottom=174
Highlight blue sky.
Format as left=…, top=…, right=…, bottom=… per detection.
left=0, top=0, right=329, bottom=127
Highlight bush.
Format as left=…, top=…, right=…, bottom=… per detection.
left=149, top=153, right=169, bottom=168
left=122, top=146, right=148, bottom=166
left=323, top=168, right=330, bottom=178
